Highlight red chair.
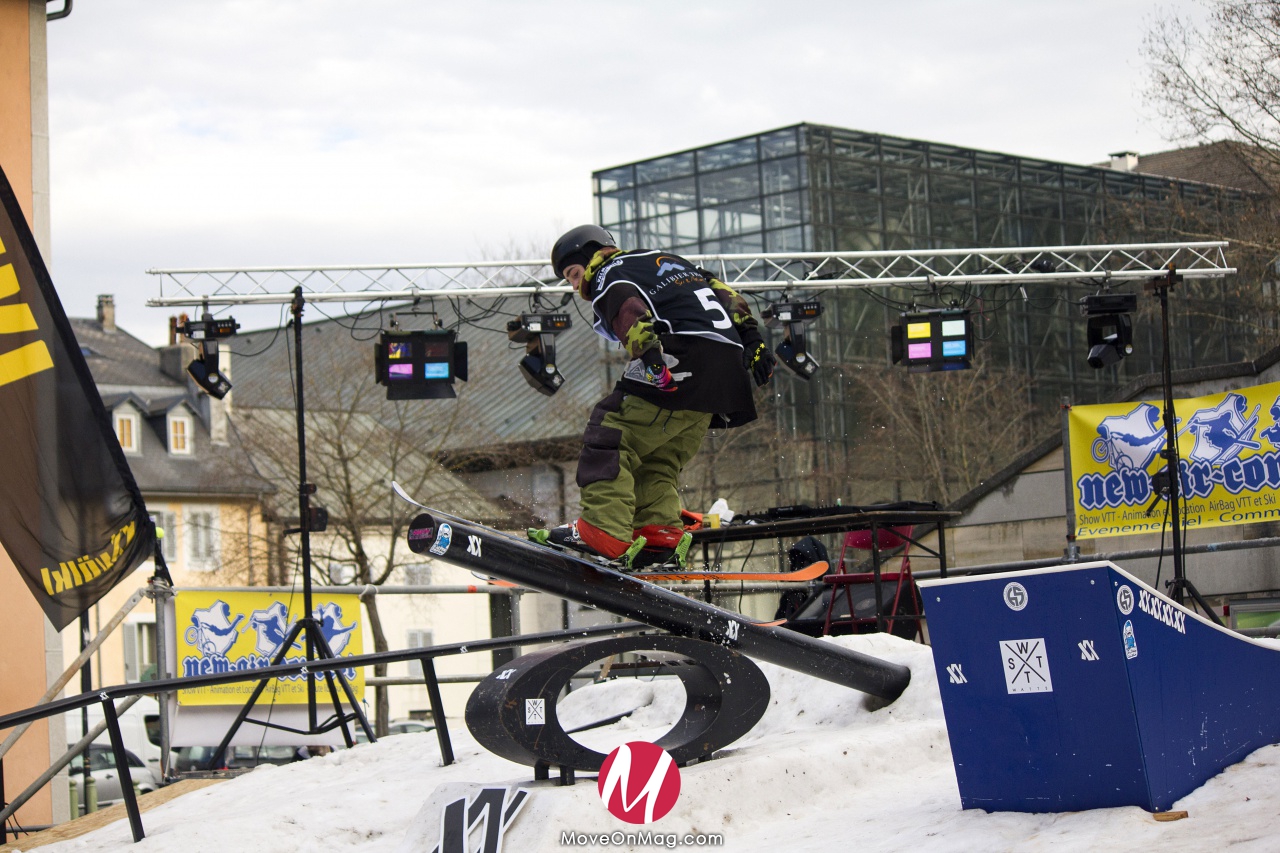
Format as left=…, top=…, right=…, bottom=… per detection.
left=822, top=525, right=922, bottom=640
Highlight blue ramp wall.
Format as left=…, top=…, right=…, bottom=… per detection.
left=919, top=561, right=1280, bottom=812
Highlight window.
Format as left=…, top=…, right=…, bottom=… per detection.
left=187, top=507, right=219, bottom=569
left=328, top=563, right=357, bottom=585
left=114, top=411, right=139, bottom=454
left=123, top=621, right=157, bottom=682
left=406, top=629, right=434, bottom=678
left=404, top=564, right=432, bottom=586
left=152, top=510, right=177, bottom=561
left=169, top=415, right=192, bottom=455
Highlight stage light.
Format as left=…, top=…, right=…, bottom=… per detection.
left=182, top=312, right=239, bottom=399
left=763, top=300, right=823, bottom=380
left=1080, top=293, right=1136, bottom=370
left=374, top=329, right=468, bottom=400
left=890, top=309, right=974, bottom=373
left=507, top=313, right=572, bottom=396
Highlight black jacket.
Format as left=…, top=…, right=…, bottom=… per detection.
left=587, top=250, right=757, bottom=427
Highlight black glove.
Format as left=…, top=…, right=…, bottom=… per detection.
left=641, top=347, right=676, bottom=392
left=741, top=334, right=776, bottom=387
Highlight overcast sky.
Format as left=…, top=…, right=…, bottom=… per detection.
left=44, top=0, right=1204, bottom=345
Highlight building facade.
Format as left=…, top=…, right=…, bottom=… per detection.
left=595, top=123, right=1263, bottom=399
left=64, top=297, right=274, bottom=693
left=593, top=124, right=1275, bottom=507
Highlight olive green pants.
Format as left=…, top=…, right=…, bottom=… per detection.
left=576, top=392, right=712, bottom=542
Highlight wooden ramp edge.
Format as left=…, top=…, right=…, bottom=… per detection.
left=0, top=778, right=225, bottom=851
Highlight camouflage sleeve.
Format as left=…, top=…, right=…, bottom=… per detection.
left=617, top=308, right=661, bottom=359
left=604, top=289, right=662, bottom=359
left=707, top=275, right=760, bottom=336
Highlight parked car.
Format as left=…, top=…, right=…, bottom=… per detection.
left=68, top=745, right=160, bottom=812
left=65, top=696, right=169, bottom=782
left=171, top=744, right=316, bottom=772
left=353, top=719, right=434, bottom=744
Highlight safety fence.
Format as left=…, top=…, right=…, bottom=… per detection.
left=0, top=620, right=646, bottom=844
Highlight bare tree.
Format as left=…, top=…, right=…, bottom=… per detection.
left=1144, top=1, right=1280, bottom=176
left=1128, top=5, right=1280, bottom=353
left=231, top=338, right=505, bottom=735
left=841, top=354, right=1048, bottom=505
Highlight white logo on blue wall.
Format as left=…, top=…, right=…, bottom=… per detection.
left=1003, top=582, right=1028, bottom=611
left=1079, top=394, right=1280, bottom=511
left=430, top=523, right=453, bottom=556
left=1116, top=584, right=1135, bottom=615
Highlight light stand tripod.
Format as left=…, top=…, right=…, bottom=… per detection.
left=208, top=288, right=375, bottom=767
left=1149, top=268, right=1222, bottom=626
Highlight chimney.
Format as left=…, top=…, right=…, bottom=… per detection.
left=96, top=295, right=116, bottom=332
left=1108, top=151, right=1140, bottom=172
left=159, top=340, right=197, bottom=383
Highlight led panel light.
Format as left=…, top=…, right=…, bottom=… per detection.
left=374, top=329, right=468, bottom=399
left=894, top=309, right=974, bottom=373
left=907, top=322, right=931, bottom=340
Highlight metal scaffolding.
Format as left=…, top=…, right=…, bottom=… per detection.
left=146, top=242, right=1234, bottom=307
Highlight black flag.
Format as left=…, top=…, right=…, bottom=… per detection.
left=0, top=164, right=155, bottom=630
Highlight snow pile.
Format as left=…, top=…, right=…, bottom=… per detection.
left=21, top=635, right=1280, bottom=852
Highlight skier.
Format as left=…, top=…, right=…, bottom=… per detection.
left=529, top=225, right=776, bottom=568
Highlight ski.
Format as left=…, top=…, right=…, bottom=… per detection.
left=396, top=482, right=828, bottom=584
left=631, top=561, right=829, bottom=583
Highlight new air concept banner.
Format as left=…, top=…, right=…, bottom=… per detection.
left=0, top=164, right=154, bottom=630
left=175, top=591, right=364, bottom=706
left=1068, top=381, right=1280, bottom=539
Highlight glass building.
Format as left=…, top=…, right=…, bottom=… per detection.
left=592, top=124, right=1271, bottom=506
left=594, top=123, right=1261, bottom=402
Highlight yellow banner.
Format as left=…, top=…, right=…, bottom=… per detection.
left=1068, top=381, right=1280, bottom=539
left=175, top=590, right=364, bottom=706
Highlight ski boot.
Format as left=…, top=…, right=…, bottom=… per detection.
left=528, top=519, right=647, bottom=570
left=631, top=525, right=694, bottom=570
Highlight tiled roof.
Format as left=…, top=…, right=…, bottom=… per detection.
left=232, top=407, right=508, bottom=525
left=70, top=318, right=186, bottom=392
left=117, top=402, right=273, bottom=499
left=70, top=316, right=274, bottom=499
left=1134, top=141, right=1278, bottom=194
left=227, top=306, right=617, bottom=455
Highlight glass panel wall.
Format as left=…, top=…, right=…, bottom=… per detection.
left=594, top=123, right=1265, bottom=509
left=594, top=126, right=815, bottom=265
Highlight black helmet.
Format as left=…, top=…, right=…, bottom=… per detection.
left=551, top=225, right=617, bottom=279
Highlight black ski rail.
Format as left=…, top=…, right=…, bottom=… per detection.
left=406, top=508, right=912, bottom=700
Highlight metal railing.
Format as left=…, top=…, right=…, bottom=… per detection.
left=0, top=621, right=646, bottom=844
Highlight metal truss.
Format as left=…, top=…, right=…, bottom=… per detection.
left=146, top=241, right=1235, bottom=307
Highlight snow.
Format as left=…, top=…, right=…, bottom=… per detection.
left=21, top=634, right=1280, bottom=852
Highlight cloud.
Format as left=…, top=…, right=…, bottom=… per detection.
left=42, top=0, right=1198, bottom=343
